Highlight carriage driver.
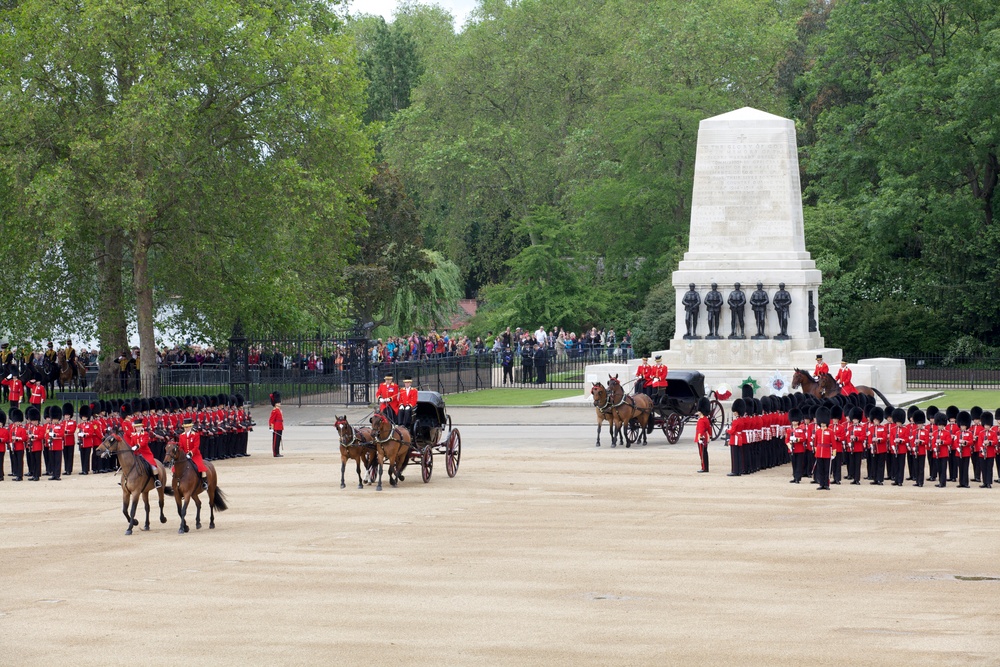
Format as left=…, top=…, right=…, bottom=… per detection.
left=635, top=357, right=653, bottom=397
left=179, top=418, right=209, bottom=490
left=397, top=377, right=418, bottom=428
left=375, top=374, right=400, bottom=423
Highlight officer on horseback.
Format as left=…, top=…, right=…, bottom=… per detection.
left=64, top=339, right=78, bottom=382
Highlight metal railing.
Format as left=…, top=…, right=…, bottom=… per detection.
left=898, top=355, right=1000, bottom=390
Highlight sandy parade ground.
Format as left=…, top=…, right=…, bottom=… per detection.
left=1, top=403, right=998, bottom=666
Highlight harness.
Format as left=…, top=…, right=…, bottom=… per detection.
left=592, top=388, right=614, bottom=414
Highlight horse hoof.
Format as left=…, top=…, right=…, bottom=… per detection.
left=397, top=474, right=405, bottom=482
left=357, top=484, right=364, bottom=490
left=210, top=523, right=215, bottom=529
left=626, top=443, right=631, bottom=448
left=160, top=516, right=167, bottom=524
left=595, top=443, right=600, bottom=447
left=196, top=522, right=202, bottom=530
left=340, top=483, right=346, bottom=489
left=178, top=528, right=185, bottom=535
left=142, top=526, right=149, bottom=531
left=376, top=485, right=383, bottom=491
left=611, top=443, right=616, bottom=448
left=125, top=529, right=133, bottom=536
left=183, top=525, right=190, bottom=533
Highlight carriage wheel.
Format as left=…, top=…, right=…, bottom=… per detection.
left=446, top=429, right=462, bottom=478
left=420, top=447, right=433, bottom=483
left=624, top=419, right=640, bottom=446
left=709, top=399, right=726, bottom=441
left=664, top=413, right=683, bottom=444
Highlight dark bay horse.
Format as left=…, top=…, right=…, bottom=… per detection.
left=334, top=416, right=377, bottom=489
left=607, top=376, right=653, bottom=447
left=56, top=350, right=87, bottom=391
left=590, top=382, right=620, bottom=448
left=817, top=373, right=892, bottom=406
left=163, top=441, right=228, bottom=533
left=370, top=413, right=412, bottom=491
left=791, top=369, right=824, bottom=399
left=96, top=430, right=167, bottom=535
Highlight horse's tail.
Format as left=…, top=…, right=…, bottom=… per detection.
left=871, top=387, right=893, bottom=408
left=163, top=485, right=175, bottom=496
left=212, top=487, right=229, bottom=512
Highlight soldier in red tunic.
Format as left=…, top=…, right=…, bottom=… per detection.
left=813, top=354, right=829, bottom=381
left=979, top=412, right=997, bottom=488
left=179, top=418, right=209, bottom=490
left=0, top=408, right=8, bottom=481
left=956, top=411, right=974, bottom=488
left=128, top=418, right=160, bottom=487
left=911, top=410, right=930, bottom=487
left=2, top=373, right=24, bottom=411
left=813, top=406, right=833, bottom=490
left=375, top=374, right=400, bottom=422
left=787, top=407, right=807, bottom=483
left=268, top=392, right=283, bottom=458
left=868, top=407, right=888, bottom=485
left=834, top=359, right=857, bottom=395
left=9, top=408, right=27, bottom=481
left=648, top=356, right=668, bottom=393
left=694, top=398, right=712, bottom=473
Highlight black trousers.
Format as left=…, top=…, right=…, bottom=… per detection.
left=815, top=457, right=831, bottom=489
left=698, top=441, right=709, bottom=472
left=913, top=454, right=925, bottom=486
left=502, top=365, right=513, bottom=384
left=948, top=452, right=958, bottom=481
left=48, top=450, right=61, bottom=479
left=63, top=445, right=74, bottom=474
left=272, top=430, right=282, bottom=457
left=729, top=445, right=741, bottom=475
left=0, top=449, right=4, bottom=479
left=791, top=451, right=804, bottom=482
left=79, top=447, right=92, bottom=474
left=972, top=452, right=981, bottom=481
left=959, top=456, right=971, bottom=487
left=852, top=451, right=863, bottom=483
left=865, top=450, right=874, bottom=479
left=10, top=449, right=24, bottom=479
left=27, top=450, right=41, bottom=479
left=873, top=452, right=886, bottom=484
left=982, top=457, right=994, bottom=488
left=928, top=455, right=938, bottom=481
left=893, top=453, right=906, bottom=485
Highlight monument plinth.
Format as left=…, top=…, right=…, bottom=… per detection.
left=584, top=107, right=905, bottom=395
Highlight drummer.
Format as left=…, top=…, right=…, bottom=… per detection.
left=398, top=377, right=418, bottom=428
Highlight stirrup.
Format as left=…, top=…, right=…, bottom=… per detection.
left=202, top=481, right=209, bottom=491
left=154, top=479, right=162, bottom=488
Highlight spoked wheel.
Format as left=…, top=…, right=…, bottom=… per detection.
left=709, top=399, right=726, bottom=441
left=664, top=412, right=684, bottom=444
left=420, top=447, right=433, bottom=483
left=446, top=429, right=462, bottom=478
left=623, top=419, right=641, bottom=447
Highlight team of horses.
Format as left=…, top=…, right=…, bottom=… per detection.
left=590, top=375, right=653, bottom=448
left=791, top=369, right=891, bottom=405
left=96, top=428, right=228, bottom=535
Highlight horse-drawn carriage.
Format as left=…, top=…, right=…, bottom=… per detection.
left=620, top=371, right=726, bottom=446
left=341, top=390, right=462, bottom=490
left=405, top=390, right=462, bottom=482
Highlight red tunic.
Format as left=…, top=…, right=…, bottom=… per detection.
left=981, top=426, right=998, bottom=458
left=1, top=377, right=24, bottom=402
left=813, top=427, right=834, bottom=459
left=269, top=406, right=284, bottom=431
left=127, top=430, right=157, bottom=469
left=694, top=416, right=711, bottom=445
left=375, top=382, right=399, bottom=413
left=834, top=367, right=857, bottom=395
left=398, top=386, right=418, bottom=408
left=29, top=424, right=46, bottom=452
left=178, top=431, right=207, bottom=474
left=814, top=362, right=829, bottom=378
left=649, top=364, right=668, bottom=388
left=10, top=425, right=28, bottom=451
left=28, top=382, right=46, bottom=406
left=786, top=425, right=807, bottom=453
left=49, top=423, right=64, bottom=451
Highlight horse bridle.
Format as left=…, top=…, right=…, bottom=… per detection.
left=592, top=385, right=613, bottom=413
left=371, top=415, right=403, bottom=445
left=335, top=420, right=363, bottom=447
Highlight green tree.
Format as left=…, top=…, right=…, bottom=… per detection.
left=0, top=0, right=372, bottom=394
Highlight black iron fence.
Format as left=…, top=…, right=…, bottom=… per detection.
left=899, top=355, right=1000, bottom=390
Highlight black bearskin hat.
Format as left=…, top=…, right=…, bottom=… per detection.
left=981, top=411, right=994, bottom=427
left=63, top=402, right=74, bottom=418
left=970, top=406, right=983, bottom=420
left=815, top=406, right=831, bottom=426
left=891, top=408, right=906, bottom=425
left=731, top=399, right=745, bottom=417
left=870, top=407, right=884, bottom=423
left=934, top=412, right=947, bottom=426
left=946, top=405, right=959, bottom=421
left=270, top=391, right=281, bottom=407
left=912, top=410, right=926, bottom=425
left=79, top=404, right=91, bottom=419
left=789, top=408, right=803, bottom=424
left=741, top=383, right=754, bottom=399
left=50, top=406, right=62, bottom=421
left=697, top=397, right=712, bottom=416
left=831, top=406, right=843, bottom=421
left=926, top=405, right=939, bottom=420
left=957, top=411, right=972, bottom=429
left=848, top=407, right=864, bottom=422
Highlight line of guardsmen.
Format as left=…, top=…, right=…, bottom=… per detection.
left=725, top=384, right=793, bottom=476
left=727, top=388, right=1000, bottom=490
left=0, top=394, right=253, bottom=482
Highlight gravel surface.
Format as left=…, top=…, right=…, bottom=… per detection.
left=1, top=403, right=997, bottom=666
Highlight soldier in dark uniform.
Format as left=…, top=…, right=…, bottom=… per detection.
left=116, top=349, right=130, bottom=392
left=43, top=341, right=57, bottom=366
left=64, top=339, right=78, bottom=382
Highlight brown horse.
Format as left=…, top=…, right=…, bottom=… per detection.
left=162, top=441, right=228, bottom=533
left=791, top=369, right=825, bottom=399
left=590, top=382, right=621, bottom=448
left=370, top=413, right=412, bottom=491
left=607, top=376, right=654, bottom=447
left=817, top=373, right=892, bottom=406
left=96, top=430, right=168, bottom=535
left=56, top=350, right=87, bottom=391
left=334, top=416, right=378, bottom=489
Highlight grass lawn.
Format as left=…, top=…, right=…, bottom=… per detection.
left=914, top=390, right=1000, bottom=410
left=444, top=388, right=582, bottom=406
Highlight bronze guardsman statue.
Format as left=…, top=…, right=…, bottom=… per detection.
left=750, top=282, right=769, bottom=339
left=682, top=283, right=701, bottom=340
left=727, top=283, right=746, bottom=339
left=773, top=283, right=791, bottom=340
left=705, top=283, right=723, bottom=340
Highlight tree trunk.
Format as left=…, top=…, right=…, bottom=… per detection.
left=132, top=227, right=158, bottom=398
left=94, top=232, right=129, bottom=393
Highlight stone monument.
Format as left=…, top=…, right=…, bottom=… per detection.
left=584, top=107, right=906, bottom=395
